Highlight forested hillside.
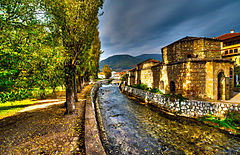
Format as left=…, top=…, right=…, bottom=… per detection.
left=100, top=54, right=162, bottom=71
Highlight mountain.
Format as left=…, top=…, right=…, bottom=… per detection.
left=100, top=54, right=162, bottom=72
left=136, top=54, right=162, bottom=61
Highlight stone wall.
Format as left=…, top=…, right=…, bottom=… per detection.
left=152, top=65, right=161, bottom=89
left=121, top=85, right=240, bottom=118
left=188, top=61, right=206, bottom=98
left=139, top=69, right=153, bottom=88
left=162, top=63, right=187, bottom=95
left=157, top=61, right=208, bottom=99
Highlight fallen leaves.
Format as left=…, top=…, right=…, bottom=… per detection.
left=0, top=85, right=93, bottom=154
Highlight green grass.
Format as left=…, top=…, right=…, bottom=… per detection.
left=0, top=99, right=39, bottom=119
left=0, top=86, right=65, bottom=119
left=31, top=86, right=64, bottom=99
left=197, top=111, right=240, bottom=134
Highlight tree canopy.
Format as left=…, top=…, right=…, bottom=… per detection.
left=0, top=0, right=103, bottom=114
left=102, top=65, right=112, bottom=79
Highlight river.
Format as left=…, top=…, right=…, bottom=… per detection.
left=97, top=84, right=240, bottom=154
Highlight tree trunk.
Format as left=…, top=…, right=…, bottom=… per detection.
left=77, top=75, right=81, bottom=93
left=80, top=76, right=84, bottom=90
left=65, top=65, right=75, bottom=114
left=52, top=86, right=56, bottom=95
left=74, top=73, right=78, bottom=102
left=40, top=86, right=45, bottom=100
left=52, top=86, right=57, bottom=98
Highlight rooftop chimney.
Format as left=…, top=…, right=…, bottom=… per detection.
left=230, top=29, right=235, bottom=33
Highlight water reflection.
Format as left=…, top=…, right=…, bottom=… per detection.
left=98, top=85, right=240, bottom=154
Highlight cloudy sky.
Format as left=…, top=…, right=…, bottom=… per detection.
left=99, top=0, right=240, bottom=60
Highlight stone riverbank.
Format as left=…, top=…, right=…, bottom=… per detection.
left=121, top=85, right=240, bottom=118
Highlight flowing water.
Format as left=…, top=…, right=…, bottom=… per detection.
left=98, top=84, right=240, bottom=154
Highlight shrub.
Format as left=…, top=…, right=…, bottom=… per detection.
left=224, top=110, right=240, bottom=128
left=150, top=88, right=163, bottom=94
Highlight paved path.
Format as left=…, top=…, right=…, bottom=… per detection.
left=19, top=100, right=65, bottom=113
left=226, top=92, right=240, bottom=103
left=0, top=86, right=91, bottom=154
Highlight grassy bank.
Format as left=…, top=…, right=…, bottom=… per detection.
left=0, top=99, right=39, bottom=119
left=0, top=87, right=65, bottom=119
left=197, top=111, right=240, bottom=135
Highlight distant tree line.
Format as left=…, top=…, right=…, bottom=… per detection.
left=0, top=0, right=103, bottom=113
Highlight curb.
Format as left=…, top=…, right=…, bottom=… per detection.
left=84, top=83, right=106, bottom=155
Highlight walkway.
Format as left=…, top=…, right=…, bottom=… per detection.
left=0, top=85, right=93, bottom=154
left=224, top=92, right=240, bottom=104
left=229, top=92, right=240, bottom=103
left=19, top=100, right=65, bottom=113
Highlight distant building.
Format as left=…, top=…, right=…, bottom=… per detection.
left=112, top=72, right=126, bottom=79
left=98, top=72, right=105, bottom=79
left=217, top=29, right=240, bottom=66
left=128, top=59, right=161, bottom=88
left=128, top=36, right=234, bottom=101
left=111, top=71, right=117, bottom=78
left=217, top=29, right=240, bottom=86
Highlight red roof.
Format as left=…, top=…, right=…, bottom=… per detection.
left=128, top=67, right=136, bottom=71
left=217, top=32, right=240, bottom=41
left=137, top=59, right=161, bottom=65
left=114, top=72, right=125, bottom=75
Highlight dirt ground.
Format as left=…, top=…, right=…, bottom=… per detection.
left=0, top=85, right=93, bottom=155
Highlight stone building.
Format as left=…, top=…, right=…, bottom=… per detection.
left=128, top=59, right=161, bottom=88
left=127, top=36, right=234, bottom=101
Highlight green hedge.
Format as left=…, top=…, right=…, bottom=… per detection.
left=0, top=89, right=33, bottom=103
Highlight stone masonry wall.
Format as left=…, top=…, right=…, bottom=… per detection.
left=188, top=61, right=206, bottom=99
left=152, top=65, right=161, bottom=89
left=140, top=69, right=153, bottom=88
left=121, top=85, right=240, bottom=118
left=163, top=63, right=187, bottom=95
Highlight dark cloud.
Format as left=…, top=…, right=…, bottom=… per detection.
left=99, top=0, right=240, bottom=60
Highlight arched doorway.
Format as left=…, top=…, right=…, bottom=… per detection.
left=170, top=81, right=175, bottom=93
left=218, top=72, right=225, bottom=100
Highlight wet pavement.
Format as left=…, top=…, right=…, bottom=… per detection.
left=98, top=84, right=240, bottom=154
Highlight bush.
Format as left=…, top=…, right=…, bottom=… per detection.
left=150, top=88, right=163, bottom=94
left=0, top=89, right=33, bottom=103
left=133, top=84, right=149, bottom=90
left=225, top=110, right=240, bottom=128
left=131, top=84, right=164, bottom=94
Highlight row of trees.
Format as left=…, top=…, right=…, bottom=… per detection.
left=0, top=0, right=103, bottom=113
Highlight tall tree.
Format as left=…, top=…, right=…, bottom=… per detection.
left=0, top=0, right=66, bottom=103
left=102, top=65, right=112, bottom=79
left=42, top=0, right=103, bottom=113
